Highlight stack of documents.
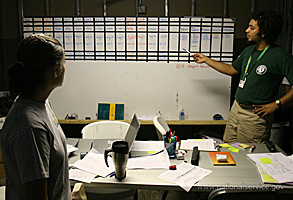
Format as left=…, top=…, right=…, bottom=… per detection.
left=179, top=139, right=217, bottom=151
left=127, top=149, right=170, bottom=169
left=247, top=152, right=293, bottom=184
left=127, top=141, right=170, bottom=169
left=130, top=140, right=165, bottom=152
left=69, top=148, right=115, bottom=183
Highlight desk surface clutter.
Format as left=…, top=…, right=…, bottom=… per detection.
left=67, top=138, right=293, bottom=194
left=59, top=119, right=228, bottom=125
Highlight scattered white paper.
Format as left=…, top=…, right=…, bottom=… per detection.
left=69, top=168, right=97, bottom=183
left=67, top=144, right=78, bottom=155
left=202, top=135, right=224, bottom=144
left=247, top=152, right=293, bottom=183
left=159, top=162, right=212, bottom=192
left=255, top=163, right=278, bottom=184
left=127, top=149, right=170, bottom=169
left=179, top=139, right=217, bottom=151
left=131, top=141, right=165, bottom=151
left=72, top=148, right=115, bottom=177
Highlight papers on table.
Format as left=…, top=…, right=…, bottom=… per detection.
left=69, top=168, right=97, bottom=183
left=131, top=140, right=165, bottom=151
left=159, top=162, right=212, bottom=192
left=67, top=144, right=78, bottom=155
left=127, top=140, right=170, bottom=169
left=179, top=139, right=217, bottom=151
left=68, top=140, right=213, bottom=187
left=255, top=163, right=278, bottom=184
left=69, top=148, right=115, bottom=182
left=247, top=152, right=293, bottom=184
left=127, top=149, right=170, bottom=169
left=202, top=135, right=224, bottom=144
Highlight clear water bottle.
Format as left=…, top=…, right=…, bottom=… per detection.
left=179, top=107, right=184, bottom=120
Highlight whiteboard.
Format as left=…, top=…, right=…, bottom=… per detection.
left=49, top=61, right=231, bottom=120
left=23, top=16, right=235, bottom=120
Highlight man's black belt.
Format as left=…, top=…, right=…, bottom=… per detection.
left=237, top=101, right=255, bottom=109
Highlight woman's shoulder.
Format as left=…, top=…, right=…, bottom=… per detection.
left=5, top=98, right=48, bottom=131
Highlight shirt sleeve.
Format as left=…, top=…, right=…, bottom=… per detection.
left=10, top=127, right=50, bottom=184
left=232, top=50, right=246, bottom=73
left=281, top=55, right=293, bottom=85
left=282, top=77, right=290, bottom=85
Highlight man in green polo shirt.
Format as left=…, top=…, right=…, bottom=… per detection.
left=192, top=10, right=293, bottom=143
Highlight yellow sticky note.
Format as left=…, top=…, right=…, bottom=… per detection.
left=147, top=151, right=157, bottom=154
left=219, top=143, right=230, bottom=148
left=262, top=175, right=278, bottom=183
left=194, top=139, right=203, bottom=141
left=229, top=145, right=239, bottom=153
left=259, top=157, right=273, bottom=164
left=239, top=144, right=250, bottom=149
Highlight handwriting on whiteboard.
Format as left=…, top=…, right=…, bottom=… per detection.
left=176, top=64, right=210, bottom=70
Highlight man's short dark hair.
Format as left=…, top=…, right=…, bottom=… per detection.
left=251, top=10, right=284, bottom=44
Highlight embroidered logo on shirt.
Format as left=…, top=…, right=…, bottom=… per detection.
left=256, top=65, right=267, bottom=75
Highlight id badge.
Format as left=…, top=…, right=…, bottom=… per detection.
left=238, top=77, right=246, bottom=88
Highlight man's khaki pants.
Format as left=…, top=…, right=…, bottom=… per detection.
left=223, top=100, right=274, bottom=143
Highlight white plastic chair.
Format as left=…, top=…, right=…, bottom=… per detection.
left=80, top=121, right=137, bottom=200
left=72, top=183, right=87, bottom=200
left=152, top=116, right=172, bottom=199
left=0, top=186, right=5, bottom=200
left=81, top=121, right=130, bottom=139
left=153, top=115, right=171, bottom=140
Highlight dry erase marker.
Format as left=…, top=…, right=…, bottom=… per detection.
left=183, top=48, right=191, bottom=54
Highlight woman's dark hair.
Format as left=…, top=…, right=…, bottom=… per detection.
left=8, top=34, right=64, bottom=94
left=251, top=10, right=284, bottom=44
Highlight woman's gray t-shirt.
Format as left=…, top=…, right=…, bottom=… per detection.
left=0, top=97, right=71, bottom=200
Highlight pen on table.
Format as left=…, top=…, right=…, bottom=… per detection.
left=249, top=145, right=256, bottom=153
left=74, top=139, right=80, bottom=147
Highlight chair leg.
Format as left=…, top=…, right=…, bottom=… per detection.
left=133, top=189, right=138, bottom=200
left=161, top=191, right=168, bottom=200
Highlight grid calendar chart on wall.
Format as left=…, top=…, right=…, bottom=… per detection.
left=23, top=17, right=235, bottom=63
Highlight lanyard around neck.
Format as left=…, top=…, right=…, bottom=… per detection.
left=243, top=45, right=270, bottom=77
